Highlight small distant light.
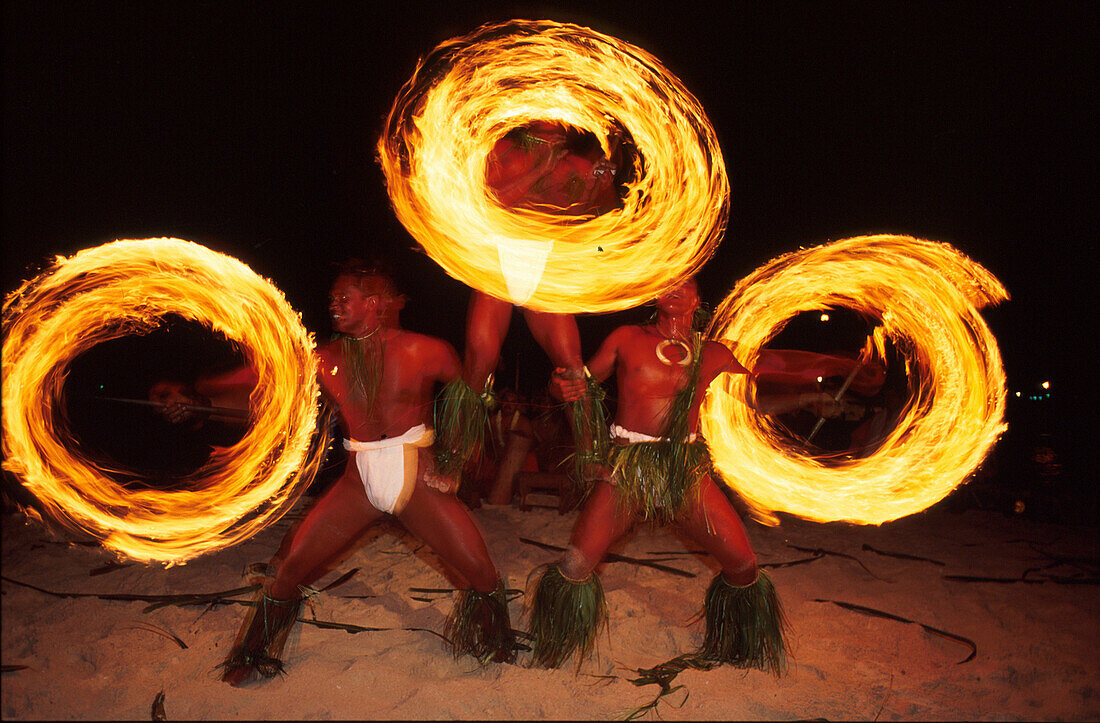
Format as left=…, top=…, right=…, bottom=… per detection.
left=819, top=313, right=830, bottom=322
left=816, top=376, right=823, bottom=383
left=1041, top=381, right=1050, bottom=389
left=1015, top=391, right=1021, bottom=397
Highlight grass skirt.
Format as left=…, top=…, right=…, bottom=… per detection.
left=527, top=564, right=607, bottom=669
left=444, top=585, right=517, bottom=664
left=433, top=377, right=493, bottom=477
left=567, top=373, right=611, bottom=496
left=609, top=439, right=709, bottom=523
left=219, top=591, right=302, bottom=686
left=697, top=570, right=787, bottom=675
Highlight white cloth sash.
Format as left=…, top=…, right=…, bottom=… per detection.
left=343, top=424, right=434, bottom=514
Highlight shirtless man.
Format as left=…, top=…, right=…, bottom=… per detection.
left=437, top=121, right=623, bottom=479
left=529, top=278, right=786, bottom=674
left=216, top=260, right=514, bottom=687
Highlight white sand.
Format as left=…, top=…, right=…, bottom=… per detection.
left=3, top=500, right=1097, bottom=720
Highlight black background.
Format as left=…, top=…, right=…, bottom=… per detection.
left=3, top=1, right=1092, bottom=510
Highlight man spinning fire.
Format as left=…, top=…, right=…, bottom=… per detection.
left=435, top=121, right=624, bottom=482
left=163, top=260, right=517, bottom=686
left=529, top=277, right=788, bottom=673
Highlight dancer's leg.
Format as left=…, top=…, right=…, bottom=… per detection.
left=222, top=462, right=382, bottom=686
left=398, top=477, right=518, bottom=662
left=397, top=479, right=499, bottom=593
left=675, top=475, right=757, bottom=585
left=522, top=309, right=583, bottom=373
left=559, top=479, right=638, bottom=578
left=463, top=291, right=513, bottom=390
left=676, top=475, right=785, bottom=674
left=527, top=480, right=637, bottom=667
left=269, top=464, right=384, bottom=599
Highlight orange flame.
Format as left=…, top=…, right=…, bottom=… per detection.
left=701, top=235, right=1009, bottom=525
left=2, top=239, right=323, bottom=564
left=378, top=19, right=728, bottom=313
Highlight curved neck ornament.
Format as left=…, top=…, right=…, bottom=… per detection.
left=656, top=337, right=693, bottom=367
left=348, top=325, right=382, bottom=342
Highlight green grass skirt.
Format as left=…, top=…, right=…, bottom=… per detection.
left=219, top=591, right=302, bottom=684
left=444, top=585, right=517, bottom=664
left=433, top=377, right=493, bottom=477
left=567, top=374, right=610, bottom=495
left=527, top=564, right=607, bottom=669
left=608, top=439, right=709, bottom=523
left=697, top=570, right=787, bottom=675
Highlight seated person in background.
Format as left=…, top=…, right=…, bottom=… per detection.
left=485, top=389, right=538, bottom=506
left=147, top=375, right=251, bottom=475
left=528, top=389, right=575, bottom=477
left=149, top=370, right=252, bottom=430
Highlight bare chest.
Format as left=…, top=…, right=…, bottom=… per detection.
left=617, top=334, right=694, bottom=398
left=318, top=341, right=430, bottom=432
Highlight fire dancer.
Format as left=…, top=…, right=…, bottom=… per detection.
left=184, top=260, right=515, bottom=686
left=529, top=277, right=787, bottom=673
left=435, top=121, right=624, bottom=481
left=486, top=121, right=621, bottom=215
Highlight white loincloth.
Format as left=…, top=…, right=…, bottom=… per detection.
left=343, top=424, right=434, bottom=515
left=610, top=424, right=697, bottom=444
left=495, top=236, right=554, bottom=305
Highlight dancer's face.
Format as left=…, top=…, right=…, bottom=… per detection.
left=656, top=278, right=700, bottom=317
left=329, top=275, right=389, bottom=336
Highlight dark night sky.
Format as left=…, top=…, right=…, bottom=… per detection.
left=3, top=1, right=1092, bottom=466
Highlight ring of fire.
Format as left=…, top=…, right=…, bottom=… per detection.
left=701, top=235, right=1009, bottom=525
left=378, top=19, right=728, bottom=313
left=2, top=238, right=322, bottom=564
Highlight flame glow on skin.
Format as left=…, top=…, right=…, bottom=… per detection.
left=2, top=239, right=322, bottom=564
left=701, top=235, right=1009, bottom=525
left=378, top=19, right=728, bottom=313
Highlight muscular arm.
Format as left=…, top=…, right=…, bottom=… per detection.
left=548, top=325, right=626, bottom=402
left=152, top=364, right=257, bottom=427
left=428, top=337, right=462, bottom=387
left=486, top=132, right=567, bottom=208
left=487, top=147, right=563, bottom=208
left=697, top=340, right=748, bottom=396
left=688, top=341, right=747, bottom=431
left=585, top=326, right=629, bottom=384
left=751, top=391, right=844, bottom=418
left=715, top=346, right=844, bottom=418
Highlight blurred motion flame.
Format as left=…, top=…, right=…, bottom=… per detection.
left=702, top=235, right=1008, bottom=525
left=378, top=19, right=728, bottom=313
left=2, top=238, right=323, bottom=564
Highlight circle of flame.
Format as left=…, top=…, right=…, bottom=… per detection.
left=378, top=19, right=728, bottom=313
left=2, top=238, right=321, bottom=564
left=701, top=235, right=1009, bottom=525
